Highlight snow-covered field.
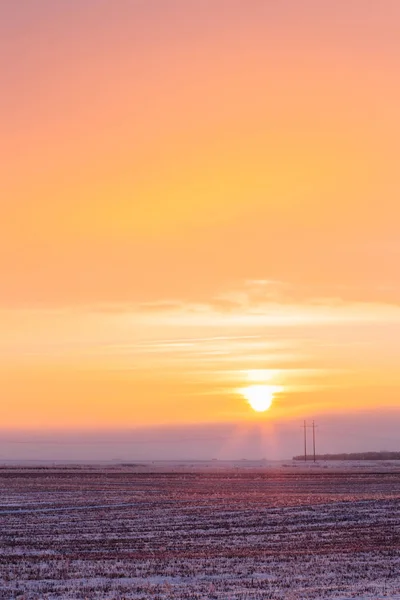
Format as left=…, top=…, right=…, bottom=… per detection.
left=0, top=464, right=399, bottom=599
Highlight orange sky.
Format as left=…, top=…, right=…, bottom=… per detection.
left=1, top=1, right=400, bottom=453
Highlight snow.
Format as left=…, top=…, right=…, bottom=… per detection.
left=0, top=463, right=399, bottom=599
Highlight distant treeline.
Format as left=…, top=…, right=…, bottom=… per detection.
left=293, top=451, right=400, bottom=461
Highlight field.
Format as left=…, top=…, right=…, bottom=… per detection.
left=1, top=464, right=400, bottom=599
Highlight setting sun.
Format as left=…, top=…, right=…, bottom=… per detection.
left=241, top=385, right=280, bottom=413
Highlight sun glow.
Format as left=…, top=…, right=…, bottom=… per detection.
left=241, top=384, right=280, bottom=412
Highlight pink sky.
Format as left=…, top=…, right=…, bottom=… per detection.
left=1, top=1, right=400, bottom=458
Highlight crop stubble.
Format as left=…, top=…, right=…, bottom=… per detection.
left=0, top=468, right=399, bottom=599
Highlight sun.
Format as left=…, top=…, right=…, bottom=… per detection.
left=240, top=384, right=280, bottom=412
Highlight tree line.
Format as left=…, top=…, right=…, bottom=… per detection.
left=293, top=451, right=400, bottom=461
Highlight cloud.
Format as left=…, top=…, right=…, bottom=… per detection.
left=1, top=281, right=400, bottom=433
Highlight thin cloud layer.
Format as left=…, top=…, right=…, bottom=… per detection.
left=1, top=283, right=400, bottom=432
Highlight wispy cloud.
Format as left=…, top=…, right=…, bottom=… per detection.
left=2, top=282, right=400, bottom=390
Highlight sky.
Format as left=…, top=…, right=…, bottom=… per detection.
left=1, top=0, right=400, bottom=460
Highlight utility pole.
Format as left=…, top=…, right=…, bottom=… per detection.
left=301, top=420, right=317, bottom=463
left=312, top=420, right=316, bottom=463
